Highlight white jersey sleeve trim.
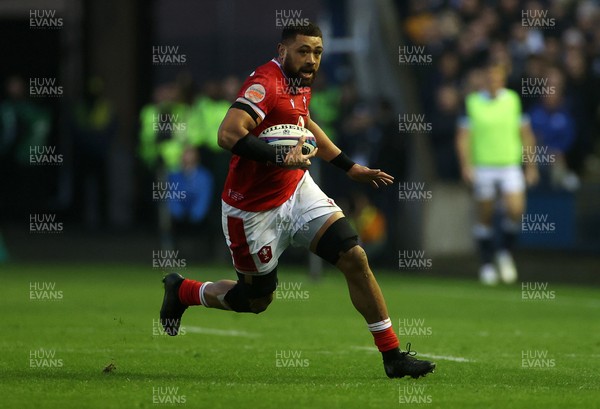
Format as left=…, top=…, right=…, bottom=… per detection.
left=236, top=97, right=266, bottom=120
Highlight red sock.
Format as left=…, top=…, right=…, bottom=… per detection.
left=373, top=327, right=400, bottom=352
left=368, top=318, right=400, bottom=352
left=178, top=279, right=203, bottom=306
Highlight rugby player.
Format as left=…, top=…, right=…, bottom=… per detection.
left=456, top=61, right=539, bottom=285
left=161, top=23, right=435, bottom=379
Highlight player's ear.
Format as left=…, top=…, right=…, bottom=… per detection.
left=277, top=43, right=287, bottom=60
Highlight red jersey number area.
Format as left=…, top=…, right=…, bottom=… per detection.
left=222, top=59, right=312, bottom=212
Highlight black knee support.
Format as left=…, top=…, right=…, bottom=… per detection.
left=224, top=268, right=278, bottom=313
left=315, top=217, right=359, bottom=265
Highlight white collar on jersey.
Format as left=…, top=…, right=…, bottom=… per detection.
left=271, top=58, right=289, bottom=79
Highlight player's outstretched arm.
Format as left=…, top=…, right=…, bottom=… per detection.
left=347, top=165, right=394, bottom=188
left=306, top=117, right=394, bottom=188
left=305, top=117, right=341, bottom=161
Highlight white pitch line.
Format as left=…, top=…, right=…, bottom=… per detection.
left=184, top=326, right=260, bottom=338
left=351, top=346, right=473, bottom=362
left=427, top=290, right=600, bottom=309
left=417, top=353, right=473, bottom=363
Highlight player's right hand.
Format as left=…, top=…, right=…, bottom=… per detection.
left=282, top=135, right=318, bottom=170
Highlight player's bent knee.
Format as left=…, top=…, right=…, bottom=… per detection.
left=343, top=245, right=367, bottom=262
left=315, top=217, right=359, bottom=265
left=337, top=245, right=369, bottom=272
left=249, top=293, right=274, bottom=314
left=223, top=283, right=252, bottom=312
left=223, top=269, right=278, bottom=313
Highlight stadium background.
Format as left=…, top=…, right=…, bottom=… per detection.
left=1, top=0, right=598, bottom=280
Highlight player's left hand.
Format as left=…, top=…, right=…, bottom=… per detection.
left=347, top=164, right=394, bottom=188
left=282, top=135, right=318, bottom=170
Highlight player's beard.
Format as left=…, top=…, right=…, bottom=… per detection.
left=282, top=58, right=316, bottom=88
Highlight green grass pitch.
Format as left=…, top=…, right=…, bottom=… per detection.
left=1, top=263, right=599, bottom=408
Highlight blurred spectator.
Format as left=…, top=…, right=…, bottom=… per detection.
left=0, top=76, right=50, bottom=165
left=309, top=71, right=341, bottom=142
left=168, top=146, right=213, bottom=224
left=457, top=0, right=482, bottom=24
left=507, top=20, right=544, bottom=70
left=542, top=36, right=562, bottom=66
left=340, top=101, right=376, bottom=168
left=70, top=76, right=117, bottom=228
left=528, top=67, right=579, bottom=191
left=164, top=146, right=215, bottom=260
left=189, top=78, right=232, bottom=159
left=497, top=0, right=521, bottom=33
left=520, top=54, right=546, bottom=110
left=189, top=76, right=237, bottom=192
left=489, top=41, right=516, bottom=87
left=138, top=79, right=196, bottom=250
left=563, top=48, right=597, bottom=175
left=422, top=49, right=461, bottom=115
left=310, top=71, right=341, bottom=196
left=139, top=82, right=193, bottom=172
left=462, top=67, right=486, bottom=96
left=456, top=20, right=489, bottom=70
left=0, top=75, right=51, bottom=214
left=430, top=84, right=461, bottom=180
left=377, top=98, right=407, bottom=181
left=374, top=97, right=406, bottom=261
left=403, top=1, right=437, bottom=46
left=350, top=191, right=387, bottom=259
left=331, top=91, right=399, bottom=261
left=331, top=81, right=373, bottom=200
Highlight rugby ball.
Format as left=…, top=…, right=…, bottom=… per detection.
left=258, top=124, right=317, bottom=155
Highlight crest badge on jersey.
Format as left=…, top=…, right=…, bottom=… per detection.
left=245, top=84, right=266, bottom=103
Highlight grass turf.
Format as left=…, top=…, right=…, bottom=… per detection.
left=1, top=263, right=599, bottom=408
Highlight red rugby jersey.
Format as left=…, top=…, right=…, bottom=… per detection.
left=221, top=59, right=312, bottom=211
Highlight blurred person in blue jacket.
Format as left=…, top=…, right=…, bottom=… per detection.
left=167, top=146, right=213, bottom=224
left=528, top=67, right=578, bottom=191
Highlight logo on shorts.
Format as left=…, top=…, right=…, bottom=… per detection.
left=258, top=246, right=272, bottom=263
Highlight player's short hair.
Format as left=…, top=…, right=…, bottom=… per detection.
left=281, top=22, right=322, bottom=43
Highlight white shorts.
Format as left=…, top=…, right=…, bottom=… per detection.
left=473, top=165, right=525, bottom=201
left=222, top=172, right=342, bottom=275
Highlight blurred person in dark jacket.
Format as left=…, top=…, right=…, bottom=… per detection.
left=70, top=76, right=117, bottom=228
left=528, top=67, right=578, bottom=191
left=430, top=84, right=461, bottom=180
